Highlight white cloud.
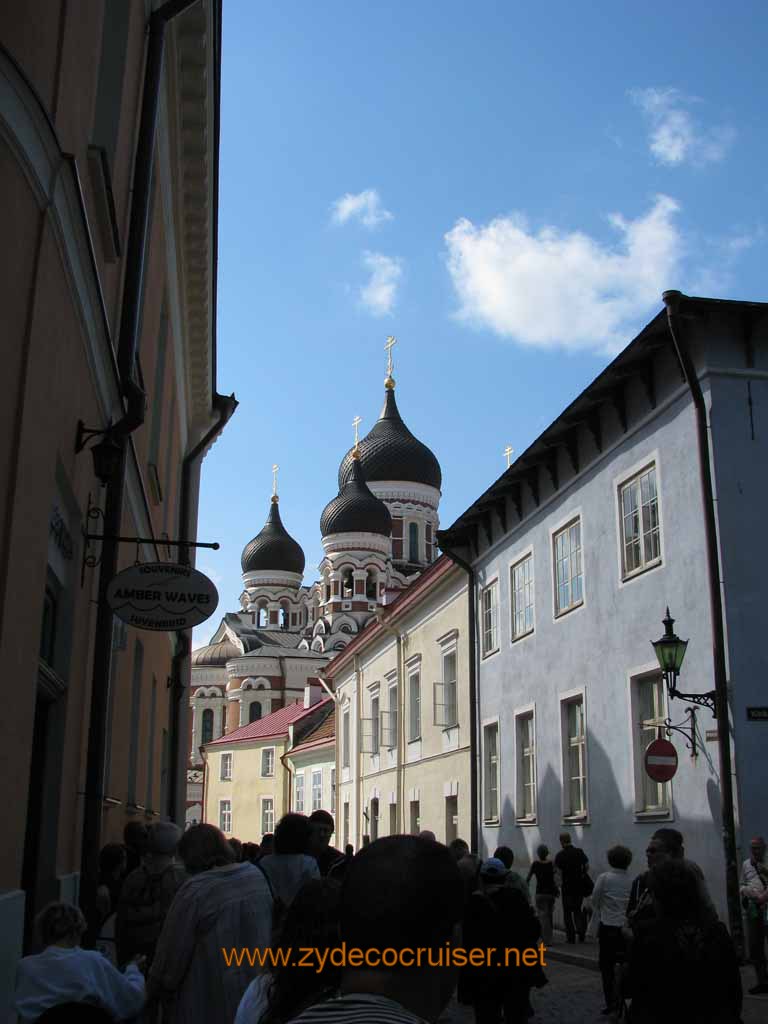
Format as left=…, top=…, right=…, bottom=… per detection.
left=444, top=195, right=683, bottom=354
left=331, top=189, right=393, bottom=228
left=630, top=88, right=734, bottom=166
left=360, top=251, right=402, bottom=316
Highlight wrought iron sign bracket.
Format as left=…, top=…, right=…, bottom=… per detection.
left=664, top=707, right=699, bottom=758
left=81, top=492, right=219, bottom=587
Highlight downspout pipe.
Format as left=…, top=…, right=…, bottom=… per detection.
left=436, top=538, right=478, bottom=854
left=80, top=0, right=203, bottom=935
left=663, top=290, right=743, bottom=955
left=170, top=391, right=238, bottom=823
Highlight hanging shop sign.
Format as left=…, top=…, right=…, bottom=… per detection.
left=106, top=562, right=219, bottom=631
left=644, top=737, right=678, bottom=783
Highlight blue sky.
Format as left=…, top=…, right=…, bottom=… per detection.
left=193, top=0, right=767, bottom=645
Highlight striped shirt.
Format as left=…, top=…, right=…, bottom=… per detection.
left=288, top=993, right=428, bottom=1024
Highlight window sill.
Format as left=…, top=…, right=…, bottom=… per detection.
left=483, top=818, right=501, bottom=827
left=481, top=647, right=500, bottom=661
left=554, top=601, right=584, bottom=620
left=511, top=629, right=534, bottom=645
left=562, top=814, right=588, bottom=825
left=516, top=816, right=538, bottom=826
left=634, top=809, right=671, bottom=822
left=621, top=559, right=662, bottom=584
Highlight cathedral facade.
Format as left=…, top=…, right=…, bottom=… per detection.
left=187, top=359, right=443, bottom=824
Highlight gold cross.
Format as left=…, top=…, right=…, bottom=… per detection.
left=385, top=335, right=397, bottom=377
left=352, top=416, right=362, bottom=447
left=272, top=463, right=279, bottom=496
left=503, top=446, right=514, bottom=468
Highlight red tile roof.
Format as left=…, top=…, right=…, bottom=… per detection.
left=290, top=706, right=335, bottom=756
left=208, top=697, right=332, bottom=745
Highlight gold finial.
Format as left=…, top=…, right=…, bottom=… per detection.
left=384, top=335, right=397, bottom=389
left=271, top=463, right=279, bottom=502
left=503, top=446, right=514, bottom=468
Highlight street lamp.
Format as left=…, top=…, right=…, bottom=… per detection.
left=651, top=608, right=715, bottom=715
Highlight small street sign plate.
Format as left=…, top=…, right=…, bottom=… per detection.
left=747, top=707, right=768, bottom=721
left=645, top=737, right=679, bottom=782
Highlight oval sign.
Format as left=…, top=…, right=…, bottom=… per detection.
left=106, top=562, right=219, bottom=631
left=644, top=737, right=678, bottom=783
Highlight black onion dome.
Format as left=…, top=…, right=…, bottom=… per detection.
left=241, top=499, right=305, bottom=574
left=321, top=457, right=392, bottom=538
left=338, top=387, right=442, bottom=490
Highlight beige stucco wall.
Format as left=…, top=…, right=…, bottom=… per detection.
left=204, top=739, right=289, bottom=841
left=332, top=564, right=470, bottom=850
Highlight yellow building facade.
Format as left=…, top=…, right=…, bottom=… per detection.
left=202, top=696, right=332, bottom=840
left=325, top=556, right=470, bottom=849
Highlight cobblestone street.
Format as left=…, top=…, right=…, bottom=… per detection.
left=440, top=958, right=768, bottom=1024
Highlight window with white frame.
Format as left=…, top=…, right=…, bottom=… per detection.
left=219, top=799, right=232, bottom=833
left=620, top=464, right=661, bottom=577
left=295, top=772, right=305, bottom=813
left=481, top=581, right=498, bottom=655
left=312, top=769, right=322, bottom=811
left=261, top=797, right=274, bottom=835
left=554, top=518, right=583, bottom=615
left=511, top=554, right=535, bottom=639
left=408, top=670, right=421, bottom=742
left=516, top=712, right=536, bottom=819
left=435, top=647, right=458, bottom=728
left=261, top=747, right=275, bottom=778
left=220, top=752, right=232, bottom=781
left=563, top=697, right=587, bottom=817
left=383, top=680, right=398, bottom=748
left=342, top=707, right=350, bottom=768
left=637, top=675, right=670, bottom=812
left=371, top=694, right=380, bottom=755
left=330, top=768, right=336, bottom=813
left=483, top=722, right=499, bottom=821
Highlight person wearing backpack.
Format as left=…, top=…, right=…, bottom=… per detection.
left=461, top=858, right=546, bottom=1024
left=116, top=822, right=186, bottom=967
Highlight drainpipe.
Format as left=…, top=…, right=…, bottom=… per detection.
left=436, top=540, right=478, bottom=854
left=662, top=290, right=743, bottom=955
left=171, top=392, right=238, bottom=823
left=80, top=0, right=204, bottom=932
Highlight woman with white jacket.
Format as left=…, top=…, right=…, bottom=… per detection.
left=587, top=845, right=633, bottom=1016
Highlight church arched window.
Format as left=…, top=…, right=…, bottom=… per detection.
left=409, top=522, right=419, bottom=562
left=201, top=708, right=214, bottom=744
left=257, top=603, right=268, bottom=628
left=366, top=569, right=377, bottom=599
left=249, top=701, right=262, bottom=724
left=341, top=569, right=353, bottom=597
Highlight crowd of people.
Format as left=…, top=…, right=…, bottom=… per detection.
left=12, top=818, right=768, bottom=1023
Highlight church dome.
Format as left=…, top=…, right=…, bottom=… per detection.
left=338, top=385, right=441, bottom=491
left=241, top=498, right=305, bottom=575
left=321, top=457, right=392, bottom=538
left=191, top=640, right=240, bottom=667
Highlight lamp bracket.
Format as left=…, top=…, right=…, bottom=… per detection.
left=664, top=708, right=699, bottom=757
left=668, top=684, right=716, bottom=717
left=80, top=492, right=220, bottom=588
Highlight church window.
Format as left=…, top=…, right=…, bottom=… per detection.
left=342, top=569, right=354, bottom=597
left=409, top=523, right=419, bottom=562
left=201, top=708, right=214, bottom=745
left=366, top=570, right=377, bottom=599
left=258, top=605, right=268, bottom=628
left=249, top=701, right=262, bottom=724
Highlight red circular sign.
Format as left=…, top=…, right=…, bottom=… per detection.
left=645, top=738, right=678, bottom=782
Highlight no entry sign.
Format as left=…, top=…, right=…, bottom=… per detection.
left=645, top=737, right=678, bottom=782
